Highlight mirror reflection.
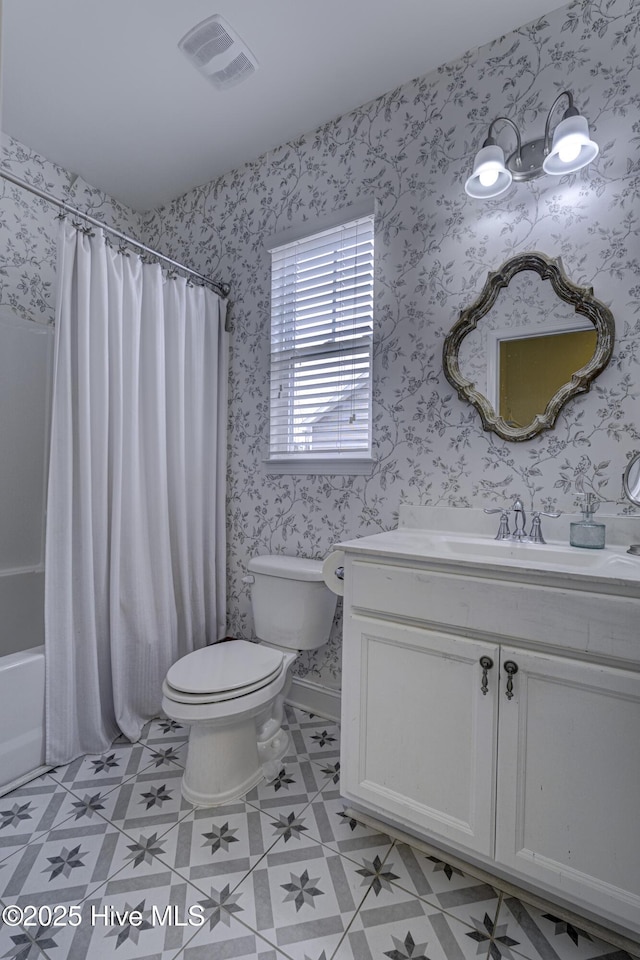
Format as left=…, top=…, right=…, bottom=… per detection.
left=457, top=270, right=597, bottom=430
left=443, top=253, right=615, bottom=442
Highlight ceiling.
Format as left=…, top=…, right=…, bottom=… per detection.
left=2, top=0, right=568, bottom=211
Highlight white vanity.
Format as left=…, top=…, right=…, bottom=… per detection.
left=338, top=506, right=640, bottom=942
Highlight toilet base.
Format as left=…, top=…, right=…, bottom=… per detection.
left=180, top=715, right=266, bottom=807
left=162, top=647, right=298, bottom=807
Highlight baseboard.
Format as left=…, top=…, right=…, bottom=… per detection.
left=286, top=676, right=341, bottom=722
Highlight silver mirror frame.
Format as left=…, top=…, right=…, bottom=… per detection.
left=442, top=252, right=616, bottom=442
left=623, top=452, right=640, bottom=507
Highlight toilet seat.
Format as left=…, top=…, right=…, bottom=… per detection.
left=164, top=640, right=285, bottom=705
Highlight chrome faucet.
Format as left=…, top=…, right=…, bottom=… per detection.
left=511, top=497, right=527, bottom=540
left=484, top=500, right=560, bottom=543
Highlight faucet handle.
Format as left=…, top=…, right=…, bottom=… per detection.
left=484, top=507, right=510, bottom=540
left=529, top=510, right=561, bottom=544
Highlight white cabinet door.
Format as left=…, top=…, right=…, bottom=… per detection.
left=341, top=615, right=499, bottom=855
left=495, top=646, right=640, bottom=932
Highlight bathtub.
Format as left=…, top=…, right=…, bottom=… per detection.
left=0, top=645, right=48, bottom=797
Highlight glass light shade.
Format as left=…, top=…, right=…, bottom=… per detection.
left=465, top=144, right=512, bottom=199
left=543, top=114, right=599, bottom=175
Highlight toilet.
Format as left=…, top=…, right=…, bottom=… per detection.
left=161, top=555, right=337, bottom=806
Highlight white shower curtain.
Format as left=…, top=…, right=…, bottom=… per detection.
left=45, top=221, right=228, bottom=765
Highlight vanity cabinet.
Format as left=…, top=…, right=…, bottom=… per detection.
left=340, top=549, right=640, bottom=939
left=494, top=646, right=640, bottom=917
left=343, top=616, right=499, bottom=855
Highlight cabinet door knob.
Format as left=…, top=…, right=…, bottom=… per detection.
left=504, top=660, right=519, bottom=700
left=479, top=656, right=494, bottom=696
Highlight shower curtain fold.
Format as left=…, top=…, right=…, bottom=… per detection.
left=45, top=221, right=228, bottom=766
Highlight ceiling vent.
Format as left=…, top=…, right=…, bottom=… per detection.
left=178, top=14, right=258, bottom=90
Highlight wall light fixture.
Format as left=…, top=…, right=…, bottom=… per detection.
left=465, top=91, right=599, bottom=199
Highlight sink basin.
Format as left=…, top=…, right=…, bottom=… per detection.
left=441, top=536, right=606, bottom=568
left=339, top=528, right=640, bottom=582
left=433, top=534, right=640, bottom=579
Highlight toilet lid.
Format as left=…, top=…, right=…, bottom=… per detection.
left=166, top=640, right=284, bottom=696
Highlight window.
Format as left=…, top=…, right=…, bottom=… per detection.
left=268, top=215, right=374, bottom=472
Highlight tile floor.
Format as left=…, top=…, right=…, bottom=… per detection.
left=0, top=707, right=633, bottom=960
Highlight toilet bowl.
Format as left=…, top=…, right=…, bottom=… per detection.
left=161, top=554, right=337, bottom=806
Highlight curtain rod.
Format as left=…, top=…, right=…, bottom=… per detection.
left=0, top=168, right=231, bottom=300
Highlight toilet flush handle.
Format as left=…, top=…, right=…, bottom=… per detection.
left=242, top=575, right=255, bottom=585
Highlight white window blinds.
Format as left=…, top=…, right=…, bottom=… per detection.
left=269, top=215, right=374, bottom=460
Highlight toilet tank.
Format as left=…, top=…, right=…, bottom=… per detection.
left=247, top=555, right=337, bottom=651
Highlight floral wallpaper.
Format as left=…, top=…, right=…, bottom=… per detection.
left=0, top=133, right=144, bottom=326
left=139, top=0, right=640, bottom=691
left=457, top=268, right=593, bottom=401
left=4, top=0, right=640, bottom=696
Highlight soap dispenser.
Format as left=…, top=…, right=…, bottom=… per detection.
left=570, top=493, right=605, bottom=549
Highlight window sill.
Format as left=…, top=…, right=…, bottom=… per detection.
left=263, top=457, right=375, bottom=476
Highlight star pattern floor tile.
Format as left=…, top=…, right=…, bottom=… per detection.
left=0, top=708, right=632, bottom=960
left=302, top=785, right=394, bottom=865
left=49, top=741, right=158, bottom=795
left=180, top=903, right=294, bottom=960
left=386, top=841, right=501, bottom=930
left=0, top=917, right=49, bottom=960
left=332, top=900, right=492, bottom=960
left=44, top=781, right=130, bottom=833
left=23, top=878, right=207, bottom=959
left=283, top=706, right=341, bottom=767
left=497, top=897, right=632, bottom=960
left=139, top=717, right=190, bottom=747
left=0, top=775, right=78, bottom=864
left=230, top=836, right=372, bottom=960
left=105, top=764, right=193, bottom=836
left=140, top=738, right=189, bottom=771
left=245, top=756, right=329, bottom=814
left=0, top=816, right=127, bottom=908
left=170, top=798, right=280, bottom=892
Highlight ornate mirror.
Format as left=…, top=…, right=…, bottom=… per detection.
left=442, top=253, right=615, bottom=441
